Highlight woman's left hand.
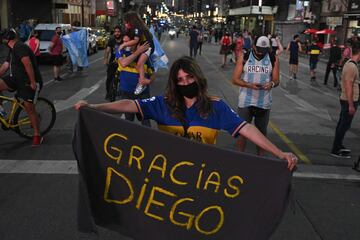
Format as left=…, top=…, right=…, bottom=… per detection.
left=279, top=152, right=298, bottom=171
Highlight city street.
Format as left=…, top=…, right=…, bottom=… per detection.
left=0, top=33, right=360, bottom=240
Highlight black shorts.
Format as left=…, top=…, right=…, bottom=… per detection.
left=2, top=75, right=42, bottom=103
left=53, top=54, right=64, bottom=66
left=289, top=56, right=298, bottom=65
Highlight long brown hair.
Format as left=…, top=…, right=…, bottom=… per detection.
left=165, top=56, right=212, bottom=122
left=123, top=11, right=148, bottom=32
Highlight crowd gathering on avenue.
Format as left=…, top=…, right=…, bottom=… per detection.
left=0, top=11, right=359, bottom=168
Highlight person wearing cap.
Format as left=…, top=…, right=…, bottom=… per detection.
left=232, top=36, right=279, bottom=156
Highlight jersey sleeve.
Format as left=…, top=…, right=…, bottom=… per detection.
left=134, top=96, right=163, bottom=121
left=133, top=28, right=142, bottom=38
left=217, top=100, right=247, bottom=138
left=115, top=49, right=125, bottom=59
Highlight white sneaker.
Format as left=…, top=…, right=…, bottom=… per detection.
left=134, top=84, right=147, bottom=95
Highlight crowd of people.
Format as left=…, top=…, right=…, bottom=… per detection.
left=0, top=12, right=358, bottom=163
left=75, top=15, right=300, bottom=171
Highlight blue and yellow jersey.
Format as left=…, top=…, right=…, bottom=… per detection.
left=115, top=49, right=153, bottom=93
left=135, top=96, right=247, bottom=144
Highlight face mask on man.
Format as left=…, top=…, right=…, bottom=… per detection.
left=255, top=47, right=269, bottom=57
left=177, top=81, right=199, bottom=99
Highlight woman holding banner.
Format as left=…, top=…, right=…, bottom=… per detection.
left=74, top=56, right=298, bottom=170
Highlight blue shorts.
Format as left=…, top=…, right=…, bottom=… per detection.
left=309, top=61, right=318, bottom=70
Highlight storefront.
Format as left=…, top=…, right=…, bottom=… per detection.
left=345, top=0, right=360, bottom=38
left=228, top=5, right=276, bottom=35
left=95, top=0, right=119, bottom=30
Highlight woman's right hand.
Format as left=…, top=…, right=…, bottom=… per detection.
left=74, top=100, right=89, bottom=111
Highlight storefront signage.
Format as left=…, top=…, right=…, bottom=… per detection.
left=326, top=17, right=343, bottom=26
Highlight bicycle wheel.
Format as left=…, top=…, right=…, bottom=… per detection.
left=13, top=97, right=56, bottom=139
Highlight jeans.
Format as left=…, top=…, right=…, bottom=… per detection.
left=118, top=90, right=151, bottom=127
left=190, top=43, right=198, bottom=57
left=106, top=62, right=118, bottom=96
left=332, top=100, right=358, bottom=152
left=324, top=62, right=338, bottom=86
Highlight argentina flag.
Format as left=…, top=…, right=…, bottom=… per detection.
left=149, top=26, right=168, bottom=72
left=61, top=29, right=89, bottom=67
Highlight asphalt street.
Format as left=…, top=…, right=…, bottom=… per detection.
left=0, top=33, right=359, bottom=240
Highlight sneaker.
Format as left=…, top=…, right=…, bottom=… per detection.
left=331, top=151, right=351, bottom=158
left=339, top=145, right=351, bottom=153
left=134, top=84, right=147, bottom=95
left=32, top=136, right=44, bottom=147
left=55, top=77, right=63, bottom=82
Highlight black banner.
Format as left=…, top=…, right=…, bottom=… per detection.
left=73, top=108, right=291, bottom=240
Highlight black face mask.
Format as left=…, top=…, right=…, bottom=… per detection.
left=177, top=81, right=199, bottom=98
left=57, top=31, right=61, bottom=36
left=256, top=47, right=269, bottom=56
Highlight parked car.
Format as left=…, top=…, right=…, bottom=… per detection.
left=91, top=28, right=109, bottom=49
left=34, top=23, right=71, bottom=59
left=73, top=27, right=98, bottom=55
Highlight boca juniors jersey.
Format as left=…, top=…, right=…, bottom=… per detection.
left=135, top=96, right=246, bottom=144
left=239, top=50, right=273, bottom=109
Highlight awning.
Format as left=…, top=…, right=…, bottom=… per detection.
left=344, top=13, right=360, bottom=18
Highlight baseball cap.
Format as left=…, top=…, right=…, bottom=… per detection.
left=256, top=36, right=270, bottom=48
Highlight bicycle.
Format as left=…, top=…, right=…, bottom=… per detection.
left=0, top=94, right=56, bottom=139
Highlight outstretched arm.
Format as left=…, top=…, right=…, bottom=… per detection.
left=239, top=124, right=298, bottom=170
left=74, top=99, right=138, bottom=114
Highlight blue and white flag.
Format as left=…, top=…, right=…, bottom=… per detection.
left=61, top=29, right=89, bottom=67
left=149, top=26, right=168, bottom=72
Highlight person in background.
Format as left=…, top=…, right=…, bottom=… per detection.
left=307, top=40, right=321, bottom=82
left=104, top=26, right=122, bottom=101
left=27, top=31, right=40, bottom=63
left=340, top=39, right=352, bottom=67
left=286, top=34, right=302, bottom=80
left=331, top=41, right=360, bottom=158
left=189, top=25, right=199, bottom=58
left=197, top=31, right=204, bottom=55
left=75, top=56, right=298, bottom=171
left=243, top=30, right=252, bottom=54
left=219, top=32, right=232, bottom=68
left=48, top=27, right=64, bottom=81
left=324, top=40, right=342, bottom=87
left=270, top=34, right=283, bottom=55
left=234, top=33, right=244, bottom=62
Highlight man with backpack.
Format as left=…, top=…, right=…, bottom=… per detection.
left=331, top=41, right=359, bottom=158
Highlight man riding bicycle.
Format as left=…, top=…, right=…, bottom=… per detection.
left=0, top=28, right=44, bottom=146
